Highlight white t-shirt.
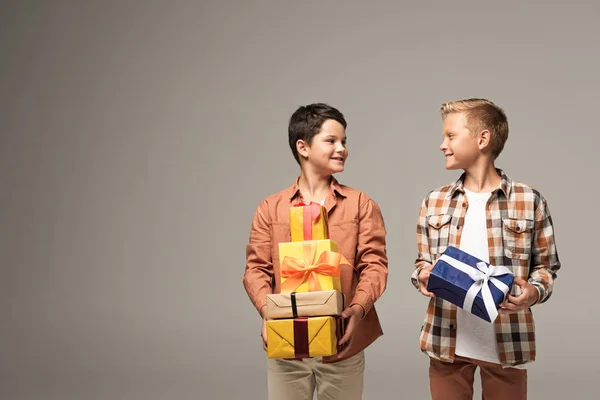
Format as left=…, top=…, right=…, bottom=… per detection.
left=455, top=189, right=502, bottom=364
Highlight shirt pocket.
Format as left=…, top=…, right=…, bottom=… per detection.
left=502, top=218, right=534, bottom=260
left=427, top=214, right=452, bottom=256
left=270, top=221, right=291, bottom=269
left=328, top=219, right=358, bottom=267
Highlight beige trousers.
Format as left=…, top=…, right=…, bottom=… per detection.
left=267, top=352, right=365, bottom=400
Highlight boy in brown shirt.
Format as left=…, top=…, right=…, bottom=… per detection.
left=243, top=103, right=388, bottom=400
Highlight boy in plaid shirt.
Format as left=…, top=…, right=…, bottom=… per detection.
left=411, top=99, right=560, bottom=399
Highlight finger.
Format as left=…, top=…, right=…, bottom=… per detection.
left=336, top=340, right=352, bottom=359
left=500, top=307, right=520, bottom=315
left=422, top=265, right=433, bottom=274
left=500, top=304, right=525, bottom=315
left=262, top=320, right=268, bottom=350
left=337, top=333, right=354, bottom=358
left=338, top=319, right=357, bottom=346
left=500, top=301, right=518, bottom=310
left=338, top=335, right=350, bottom=347
left=419, top=282, right=435, bottom=297
left=512, top=277, right=526, bottom=286
left=500, top=301, right=522, bottom=311
left=341, top=306, right=355, bottom=319
left=511, top=291, right=537, bottom=309
left=507, top=295, right=523, bottom=305
left=338, top=326, right=353, bottom=346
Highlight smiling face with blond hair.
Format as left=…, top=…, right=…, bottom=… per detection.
left=440, top=98, right=509, bottom=160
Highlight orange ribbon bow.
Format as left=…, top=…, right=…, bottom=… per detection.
left=280, top=242, right=349, bottom=292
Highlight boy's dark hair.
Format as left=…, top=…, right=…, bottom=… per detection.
left=288, top=103, right=347, bottom=164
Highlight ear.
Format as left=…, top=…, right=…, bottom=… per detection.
left=478, top=130, right=492, bottom=151
left=296, top=139, right=310, bottom=159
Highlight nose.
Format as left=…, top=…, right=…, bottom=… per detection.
left=440, top=139, right=447, bottom=152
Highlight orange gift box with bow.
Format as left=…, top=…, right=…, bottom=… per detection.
left=278, top=240, right=348, bottom=293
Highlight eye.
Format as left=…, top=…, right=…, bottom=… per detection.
left=327, top=139, right=335, bottom=143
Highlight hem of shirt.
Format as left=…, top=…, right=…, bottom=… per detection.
left=456, top=351, right=530, bottom=370
left=455, top=350, right=501, bottom=365
left=423, top=349, right=533, bottom=368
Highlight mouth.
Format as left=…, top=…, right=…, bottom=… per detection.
left=331, top=157, right=345, bottom=162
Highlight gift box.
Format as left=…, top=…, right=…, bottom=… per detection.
left=427, top=246, right=514, bottom=322
left=290, top=202, right=328, bottom=242
left=267, top=316, right=344, bottom=359
left=278, top=240, right=347, bottom=293
left=266, top=290, right=345, bottom=319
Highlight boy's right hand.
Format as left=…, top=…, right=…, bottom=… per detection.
left=418, top=265, right=435, bottom=297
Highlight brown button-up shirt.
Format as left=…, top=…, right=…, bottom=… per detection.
left=244, top=177, right=388, bottom=362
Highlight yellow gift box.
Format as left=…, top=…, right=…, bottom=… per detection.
left=278, top=240, right=346, bottom=293
left=267, top=316, right=342, bottom=359
left=290, top=202, right=328, bottom=242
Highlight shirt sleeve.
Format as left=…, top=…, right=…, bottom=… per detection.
left=243, top=199, right=273, bottom=316
left=349, top=195, right=388, bottom=315
left=411, top=197, right=433, bottom=292
left=528, top=196, right=561, bottom=304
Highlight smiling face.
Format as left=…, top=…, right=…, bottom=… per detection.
left=439, top=112, right=480, bottom=171
left=299, top=119, right=348, bottom=175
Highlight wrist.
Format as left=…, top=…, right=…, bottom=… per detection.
left=527, top=281, right=543, bottom=307
left=351, top=303, right=365, bottom=320
left=531, top=287, right=542, bottom=307
left=416, top=265, right=425, bottom=279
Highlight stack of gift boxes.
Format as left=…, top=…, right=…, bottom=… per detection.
left=265, top=202, right=348, bottom=359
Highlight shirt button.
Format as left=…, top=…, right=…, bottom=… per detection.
left=449, top=324, right=455, bottom=329
left=462, top=203, right=467, bottom=207
left=516, top=226, right=521, bottom=231
left=457, top=225, right=461, bottom=230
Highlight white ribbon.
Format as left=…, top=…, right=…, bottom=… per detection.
left=438, top=254, right=512, bottom=322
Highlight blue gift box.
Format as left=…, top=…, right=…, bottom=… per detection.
left=426, top=246, right=514, bottom=322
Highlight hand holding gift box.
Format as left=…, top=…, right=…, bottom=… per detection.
left=290, top=202, right=328, bottom=242
left=278, top=240, right=348, bottom=293
left=426, top=246, right=514, bottom=322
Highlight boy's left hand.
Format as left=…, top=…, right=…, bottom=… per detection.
left=499, top=277, right=539, bottom=314
left=333, top=304, right=364, bottom=360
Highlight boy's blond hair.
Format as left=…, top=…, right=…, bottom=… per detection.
left=440, top=98, right=509, bottom=159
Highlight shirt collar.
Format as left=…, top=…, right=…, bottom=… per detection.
left=447, top=168, right=512, bottom=198
left=287, top=176, right=347, bottom=202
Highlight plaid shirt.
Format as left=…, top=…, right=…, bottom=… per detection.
left=411, top=169, right=560, bottom=367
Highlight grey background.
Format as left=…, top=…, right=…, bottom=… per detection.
left=1, top=1, right=598, bottom=399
